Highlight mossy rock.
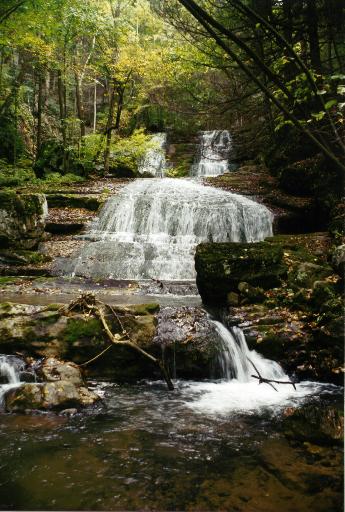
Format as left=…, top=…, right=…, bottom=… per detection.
left=0, top=191, right=47, bottom=249
left=287, top=262, right=333, bottom=289
left=46, top=194, right=101, bottom=211
left=195, top=241, right=287, bottom=305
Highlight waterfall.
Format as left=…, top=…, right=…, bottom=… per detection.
left=65, top=178, right=273, bottom=281
left=0, top=355, right=25, bottom=406
left=138, top=133, right=167, bottom=177
left=212, top=321, right=287, bottom=382
left=191, top=130, right=232, bottom=177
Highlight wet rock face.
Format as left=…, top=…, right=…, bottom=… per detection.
left=0, top=191, right=47, bottom=249
left=153, top=307, right=221, bottom=379
left=282, top=405, right=344, bottom=445
left=3, top=355, right=99, bottom=413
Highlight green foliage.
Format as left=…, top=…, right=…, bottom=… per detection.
left=0, top=115, right=25, bottom=163
left=0, top=159, right=36, bottom=187
left=166, top=163, right=190, bottom=178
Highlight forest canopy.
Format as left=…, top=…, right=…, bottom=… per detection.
left=0, top=0, right=344, bottom=182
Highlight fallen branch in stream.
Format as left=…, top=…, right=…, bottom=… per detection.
left=247, top=358, right=296, bottom=392
left=61, top=293, right=174, bottom=391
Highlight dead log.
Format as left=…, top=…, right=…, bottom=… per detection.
left=62, top=293, right=174, bottom=391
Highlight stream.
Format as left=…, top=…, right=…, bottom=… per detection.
left=0, top=131, right=343, bottom=511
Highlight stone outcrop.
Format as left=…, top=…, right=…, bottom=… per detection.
left=0, top=302, right=222, bottom=382
left=195, top=240, right=286, bottom=305
left=0, top=191, right=47, bottom=249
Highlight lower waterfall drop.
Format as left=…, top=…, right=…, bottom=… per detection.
left=212, top=321, right=287, bottom=382
left=65, top=178, right=274, bottom=281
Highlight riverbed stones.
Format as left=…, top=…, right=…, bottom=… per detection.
left=0, top=191, right=47, bottom=249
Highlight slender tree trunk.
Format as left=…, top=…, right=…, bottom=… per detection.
left=36, top=70, right=44, bottom=160
left=57, top=69, right=68, bottom=174
left=104, top=78, right=116, bottom=174
left=115, top=86, right=124, bottom=130
left=75, top=72, right=85, bottom=139
left=93, top=81, right=97, bottom=133
left=306, top=0, right=321, bottom=71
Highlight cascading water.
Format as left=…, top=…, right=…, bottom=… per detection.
left=0, top=355, right=25, bottom=406
left=138, top=133, right=167, bottom=177
left=65, top=178, right=273, bottom=281
left=213, top=321, right=286, bottom=383
left=191, top=130, right=233, bottom=177
left=186, top=321, right=326, bottom=415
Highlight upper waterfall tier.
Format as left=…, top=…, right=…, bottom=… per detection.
left=66, top=178, right=273, bottom=281
left=191, top=130, right=232, bottom=177
left=138, top=133, right=167, bottom=177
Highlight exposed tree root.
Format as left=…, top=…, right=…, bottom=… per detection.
left=62, top=293, right=174, bottom=391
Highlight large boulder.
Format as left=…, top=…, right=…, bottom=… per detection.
left=0, top=191, right=47, bottom=249
left=5, top=381, right=99, bottom=412
left=195, top=241, right=286, bottom=305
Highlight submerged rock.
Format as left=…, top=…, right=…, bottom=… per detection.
left=0, top=191, right=47, bottom=249
left=283, top=405, right=344, bottom=445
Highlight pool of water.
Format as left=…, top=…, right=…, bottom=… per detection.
left=0, top=379, right=342, bottom=511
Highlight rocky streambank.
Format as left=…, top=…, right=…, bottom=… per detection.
left=195, top=233, right=344, bottom=384
left=0, top=301, right=222, bottom=384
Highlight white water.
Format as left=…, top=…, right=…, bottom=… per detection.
left=138, top=133, right=167, bottom=177
left=0, top=355, right=24, bottom=406
left=185, top=321, right=332, bottom=415
left=68, top=178, right=273, bottom=280
left=191, top=130, right=232, bottom=176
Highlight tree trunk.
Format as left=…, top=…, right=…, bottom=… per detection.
left=306, top=0, right=321, bottom=71
left=36, top=70, right=44, bottom=160
left=75, top=72, right=85, bottom=139
left=57, top=69, right=68, bottom=174
left=104, top=78, right=116, bottom=174
left=115, top=86, right=124, bottom=130
left=93, top=80, right=97, bottom=133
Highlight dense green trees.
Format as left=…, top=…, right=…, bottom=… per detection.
left=0, top=0, right=344, bottom=186
left=0, top=0, right=214, bottom=178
